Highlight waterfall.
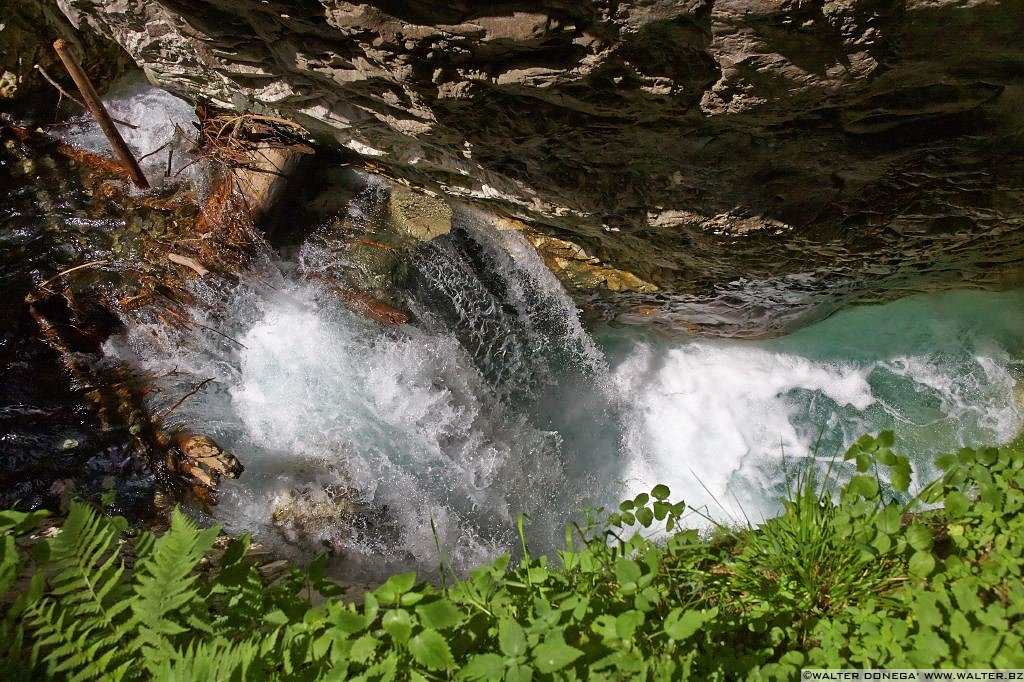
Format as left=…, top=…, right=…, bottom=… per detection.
left=15, top=71, right=1016, bottom=580
left=104, top=176, right=1024, bottom=581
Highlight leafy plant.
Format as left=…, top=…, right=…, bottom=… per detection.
left=1, top=432, right=1022, bottom=680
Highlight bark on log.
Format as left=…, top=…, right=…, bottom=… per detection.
left=196, top=143, right=306, bottom=234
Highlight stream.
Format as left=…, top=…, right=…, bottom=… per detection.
left=109, top=188, right=1024, bottom=581
left=2, top=77, right=1022, bottom=583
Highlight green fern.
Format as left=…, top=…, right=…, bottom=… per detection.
left=130, top=508, right=218, bottom=666
left=26, top=502, right=133, bottom=680
left=16, top=503, right=231, bottom=681
left=149, top=636, right=262, bottom=682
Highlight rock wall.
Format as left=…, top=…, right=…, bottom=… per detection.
left=53, top=0, right=1024, bottom=333
left=1, top=0, right=129, bottom=110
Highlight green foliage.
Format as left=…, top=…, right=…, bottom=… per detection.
left=2, top=432, right=1023, bottom=679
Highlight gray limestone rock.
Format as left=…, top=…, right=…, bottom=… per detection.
left=52, top=0, right=1024, bottom=334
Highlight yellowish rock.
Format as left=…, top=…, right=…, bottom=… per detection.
left=0, top=70, right=18, bottom=99
left=496, top=218, right=658, bottom=293
left=388, top=184, right=452, bottom=240
left=271, top=486, right=357, bottom=550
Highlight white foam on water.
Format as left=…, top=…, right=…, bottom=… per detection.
left=606, top=288, right=1024, bottom=525
left=102, top=175, right=1024, bottom=576
left=612, top=341, right=875, bottom=523
left=59, top=71, right=208, bottom=191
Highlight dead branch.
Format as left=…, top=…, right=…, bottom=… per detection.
left=137, top=141, right=170, bottom=163
left=5, top=121, right=136, bottom=184
left=162, top=307, right=247, bottom=349
left=167, top=252, right=209, bottom=276
left=215, top=113, right=308, bottom=139
left=29, top=259, right=111, bottom=297
left=53, top=39, right=149, bottom=189
left=156, top=377, right=213, bottom=420
left=33, top=64, right=140, bottom=129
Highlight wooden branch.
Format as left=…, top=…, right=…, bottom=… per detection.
left=52, top=39, right=150, bottom=189
left=215, top=113, right=308, bottom=139
left=162, top=307, right=248, bottom=349
left=156, top=377, right=213, bottom=419
left=137, top=141, right=170, bottom=162
left=29, top=259, right=111, bottom=297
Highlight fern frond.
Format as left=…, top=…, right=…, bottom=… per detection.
left=45, top=503, right=131, bottom=625
left=133, top=530, right=157, bottom=564
left=149, top=636, right=263, bottom=682
left=27, top=503, right=133, bottom=680
left=29, top=597, right=130, bottom=682
left=131, top=508, right=219, bottom=661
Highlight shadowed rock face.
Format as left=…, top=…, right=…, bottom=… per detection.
left=1, top=0, right=129, bottom=109
left=55, top=0, right=1024, bottom=334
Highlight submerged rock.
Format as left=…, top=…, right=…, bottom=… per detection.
left=388, top=184, right=452, bottom=241
left=271, top=485, right=357, bottom=553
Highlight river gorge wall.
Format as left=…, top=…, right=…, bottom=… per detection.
left=11, top=0, right=1024, bottom=333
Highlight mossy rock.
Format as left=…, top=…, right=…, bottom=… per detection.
left=388, top=185, right=452, bottom=241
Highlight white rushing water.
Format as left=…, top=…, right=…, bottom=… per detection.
left=105, top=194, right=1024, bottom=580
left=605, top=296, right=1024, bottom=525
left=59, top=72, right=208, bottom=191
left=90, top=79, right=1024, bottom=578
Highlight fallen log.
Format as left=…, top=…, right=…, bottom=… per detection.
left=196, top=142, right=308, bottom=234
left=304, top=273, right=409, bottom=325
left=165, top=431, right=244, bottom=506
left=4, top=123, right=136, bottom=184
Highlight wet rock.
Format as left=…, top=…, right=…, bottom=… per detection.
left=497, top=217, right=657, bottom=293
left=54, top=0, right=1024, bottom=334
left=175, top=433, right=243, bottom=480
left=388, top=184, right=452, bottom=241
left=271, top=485, right=357, bottom=553
left=0, top=71, right=18, bottom=100
left=340, top=239, right=410, bottom=293
left=2, top=0, right=129, bottom=111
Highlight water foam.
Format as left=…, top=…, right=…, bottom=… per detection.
left=606, top=288, right=1024, bottom=524
left=102, top=177, right=1024, bottom=576
left=221, top=283, right=568, bottom=575
left=613, top=341, right=875, bottom=522
left=59, top=71, right=208, bottom=191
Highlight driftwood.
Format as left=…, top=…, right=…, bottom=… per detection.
left=52, top=39, right=149, bottom=189
left=167, top=252, right=209, bottom=277
left=196, top=142, right=307, bottom=234
left=332, top=288, right=409, bottom=326
left=4, top=123, right=137, bottom=184
left=165, top=431, right=244, bottom=506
